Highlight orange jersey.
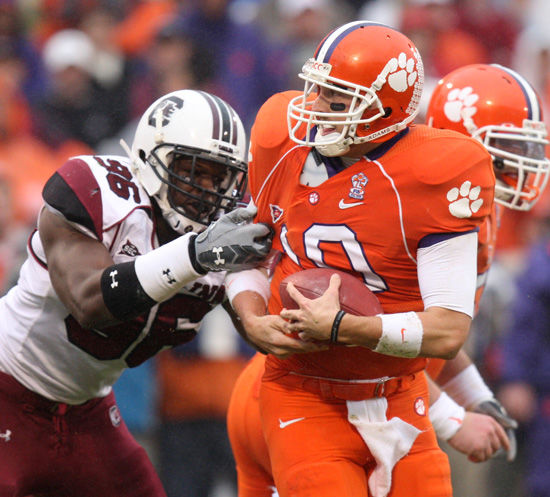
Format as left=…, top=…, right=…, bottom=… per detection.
left=248, top=91, right=495, bottom=380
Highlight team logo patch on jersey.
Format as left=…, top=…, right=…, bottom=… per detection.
left=447, top=180, right=484, bottom=218
left=148, top=96, right=184, bottom=127
left=349, top=172, right=368, bottom=200
left=309, top=191, right=320, bottom=205
left=119, top=239, right=141, bottom=257
left=414, top=397, right=426, bottom=416
left=270, top=204, right=284, bottom=223
left=109, top=405, right=121, bottom=427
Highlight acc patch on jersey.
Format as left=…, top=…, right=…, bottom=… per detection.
left=270, top=204, right=284, bottom=223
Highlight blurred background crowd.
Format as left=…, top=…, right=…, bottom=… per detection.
left=0, top=0, right=549, bottom=496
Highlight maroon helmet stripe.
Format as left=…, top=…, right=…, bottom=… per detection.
left=199, top=91, right=221, bottom=141
left=199, top=91, right=238, bottom=145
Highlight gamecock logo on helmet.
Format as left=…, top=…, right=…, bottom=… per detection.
left=148, top=96, right=184, bottom=127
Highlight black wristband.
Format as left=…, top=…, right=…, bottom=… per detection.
left=330, top=310, right=346, bottom=343
left=100, top=261, right=156, bottom=321
left=187, top=234, right=207, bottom=275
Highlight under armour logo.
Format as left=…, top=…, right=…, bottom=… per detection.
left=213, top=247, right=225, bottom=266
left=0, top=429, right=11, bottom=442
left=162, top=268, right=177, bottom=285
left=109, top=270, right=118, bottom=289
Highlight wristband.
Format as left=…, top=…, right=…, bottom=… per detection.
left=101, top=261, right=156, bottom=321
left=133, top=232, right=202, bottom=302
left=187, top=234, right=206, bottom=274
left=225, top=269, right=270, bottom=308
left=374, top=311, right=423, bottom=357
left=429, top=392, right=466, bottom=441
left=442, top=364, right=494, bottom=409
left=331, top=310, right=346, bottom=343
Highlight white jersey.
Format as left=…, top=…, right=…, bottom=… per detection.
left=0, top=155, right=225, bottom=404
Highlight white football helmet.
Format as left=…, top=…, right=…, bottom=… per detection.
left=125, top=89, right=247, bottom=233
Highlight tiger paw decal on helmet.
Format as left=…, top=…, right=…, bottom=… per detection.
left=382, top=52, right=419, bottom=93
left=443, top=87, right=479, bottom=124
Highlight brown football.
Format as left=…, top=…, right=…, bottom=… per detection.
left=279, top=268, right=382, bottom=316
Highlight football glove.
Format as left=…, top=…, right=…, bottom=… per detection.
left=193, top=206, right=273, bottom=273
left=474, top=398, right=518, bottom=462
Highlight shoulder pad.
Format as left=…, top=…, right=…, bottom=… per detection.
left=410, top=126, right=494, bottom=187
left=251, top=90, right=303, bottom=150
left=43, top=155, right=151, bottom=241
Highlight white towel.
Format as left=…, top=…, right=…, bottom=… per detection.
left=347, top=398, right=421, bottom=497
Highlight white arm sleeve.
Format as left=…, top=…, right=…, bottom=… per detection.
left=417, top=231, right=478, bottom=318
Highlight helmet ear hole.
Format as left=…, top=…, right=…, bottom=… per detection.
left=383, top=107, right=393, bottom=118
left=138, top=149, right=147, bottom=162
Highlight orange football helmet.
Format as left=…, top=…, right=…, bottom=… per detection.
left=287, top=21, right=424, bottom=156
left=426, top=63, right=550, bottom=211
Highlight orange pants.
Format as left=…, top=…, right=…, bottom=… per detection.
left=228, top=354, right=452, bottom=497
left=260, top=369, right=452, bottom=497
left=227, top=353, right=275, bottom=497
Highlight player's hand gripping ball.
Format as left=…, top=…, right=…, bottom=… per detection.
left=279, top=268, right=382, bottom=316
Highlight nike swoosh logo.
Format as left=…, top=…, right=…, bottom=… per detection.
left=339, top=199, right=364, bottom=209
left=278, top=417, right=305, bottom=429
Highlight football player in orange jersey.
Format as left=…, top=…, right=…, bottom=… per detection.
left=422, top=63, right=550, bottom=463
left=226, top=61, right=550, bottom=496
left=225, top=21, right=498, bottom=497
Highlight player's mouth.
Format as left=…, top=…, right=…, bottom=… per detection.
left=318, top=124, right=338, bottom=136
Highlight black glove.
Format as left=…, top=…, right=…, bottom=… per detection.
left=192, top=206, right=273, bottom=273
left=474, top=398, right=518, bottom=462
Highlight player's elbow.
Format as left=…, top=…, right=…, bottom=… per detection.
left=72, top=310, right=107, bottom=330
left=436, top=333, right=467, bottom=359
left=70, top=296, right=117, bottom=330
left=435, top=322, right=470, bottom=359
left=423, top=308, right=471, bottom=359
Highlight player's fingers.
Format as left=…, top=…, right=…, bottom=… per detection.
left=275, top=334, right=327, bottom=354
left=280, top=308, right=300, bottom=322
left=496, top=423, right=510, bottom=452
left=285, top=320, right=304, bottom=332
left=325, top=273, right=342, bottom=298
left=469, top=450, right=489, bottom=463
left=285, top=281, right=308, bottom=305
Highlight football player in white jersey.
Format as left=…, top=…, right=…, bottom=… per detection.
left=0, top=89, right=272, bottom=497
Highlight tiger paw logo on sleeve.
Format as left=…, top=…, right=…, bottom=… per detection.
left=447, top=181, right=484, bottom=218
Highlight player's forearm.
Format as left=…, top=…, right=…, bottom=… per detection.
left=335, top=306, right=470, bottom=359
left=225, top=267, right=270, bottom=325
left=231, top=290, right=268, bottom=328
left=435, top=348, right=473, bottom=384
